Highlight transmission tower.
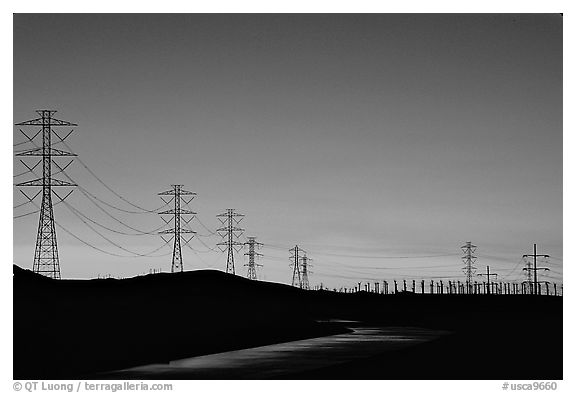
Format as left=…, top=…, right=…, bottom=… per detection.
left=523, top=244, right=550, bottom=295
left=289, top=245, right=304, bottom=288
left=301, top=252, right=313, bottom=290
left=523, top=258, right=533, bottom=293
left=158, top=185, right=196, bottom=273
left=478, top=265, right=498, bottom=295
left=461, top=241, right=477, bottom=294
left=15, top=110, right=77, bottom=279
left=244, top=236, right=263, bottom=280
left=216, top=209, right=245, bottom=274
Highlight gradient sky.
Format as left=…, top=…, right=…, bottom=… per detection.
left=13, top=14, right=562, bottom=287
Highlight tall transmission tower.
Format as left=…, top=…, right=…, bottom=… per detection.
left=158, top=185, right=196, bottom=273
left=15, top=110, right=77, bottom=279
left=216, top=209, right=245, bottom=274
left=289, top=245, right=304, bottom=288
left=523, top=244, right=550, bottom=295
left=244, top=236, right=263, bottom=280
left=461, top=241, right=477, bottom=294
left=301, top=252, right=313, bottom=290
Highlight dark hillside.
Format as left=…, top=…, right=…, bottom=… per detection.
left=13, top=265, right=562, bottom=379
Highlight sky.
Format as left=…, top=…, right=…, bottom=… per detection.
left=12, top=14, right=563, bottom=288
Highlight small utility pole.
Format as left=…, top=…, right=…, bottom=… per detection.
left=478, top=266, right=498, bottom=295
left=523, top=244, right=550, bottom=295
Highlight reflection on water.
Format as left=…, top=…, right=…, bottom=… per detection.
left=99, top=327, right=443, bottom=379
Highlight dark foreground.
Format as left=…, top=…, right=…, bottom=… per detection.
left=13, top=265, right=562, bottom=379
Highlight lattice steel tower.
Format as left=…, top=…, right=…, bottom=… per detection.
left=158, top=185, right=196, bottom=273
left=290, top=245, right=304, bottom=288
left=461, top=241, right=477, bottom=294
left=244, top=236, right=263, bottom=280
left=216, top=209, right=245, bottom=274
left=15, top=110, right=77, bottom=279
left=301, top=252, right=313, bottom=290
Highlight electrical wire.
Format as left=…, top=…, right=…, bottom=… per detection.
left=310, top=250, right=461, bottom=259
left=21, top=164, right=169, bottom=235
left=23, top=200, right=172, bottom=258
left=60, top=199, right=169, bottom=236
left=13, top=199, right=65, bottom=219
left=195, top=216, right=218, bottom=236
left=79, top=184, right=173, bottom=215
left=14, top=200, right=32, bottom=209
left=62, top=200, right=173, bottom=257
left=62, top=140, right=165, bottom=213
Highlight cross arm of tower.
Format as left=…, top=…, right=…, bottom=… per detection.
left=16, top=178, right=76, bottom=187
left=158, top=189, right=197, bottom=196
left=157, top=208, right=197, bottom=215
left=159, top=228, right=196, bottom=234
left=217, top=240, right=244, bottom=246
left=216, top=212, right=245, bottom=217
left=215, top=226, right=244, bottom=232
left=15, top=147, right=77, bottom=157
left=245, top=251, right=264, bottom=257
left=15, top=115, right=77, bottom=127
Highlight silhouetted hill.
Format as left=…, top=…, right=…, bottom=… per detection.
left=13, top=265, right=562, bottom=379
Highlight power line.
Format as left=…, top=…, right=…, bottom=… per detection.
left=60, top=196, right=173, bottom=257
left=59, top=199, right=169, bottom=236
left=25, top=191, right=172, bottom=259
left=195, top=216, right=218, bottom=236
left=311, top=250, right=460, bottom=259
left=78, top=183, right=173, bottom=215
left=62, top=139, right=165, bottom=213
left=14, top=200, right=33, bottom=209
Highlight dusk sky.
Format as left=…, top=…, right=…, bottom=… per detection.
left=12, top=14, right=562, bottom=287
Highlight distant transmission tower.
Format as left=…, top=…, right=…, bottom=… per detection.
left=216, top=209, right=245, bottom=274
left=15, top=110, right=78, bottom=279
left=461, top=241, right=477, bottom=294
left=289, top=245, right=304, bottom=288
left=523, top=244, right=550, bottom=295
left=301, top=252, right=313, bottom=290
left=478, top=265, right=498, bottom=295
left=244, top=236, right=263, bottom=280
left=523, top=258, right=532, bottom=293
left=158, top=185, right=196, bottom=273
